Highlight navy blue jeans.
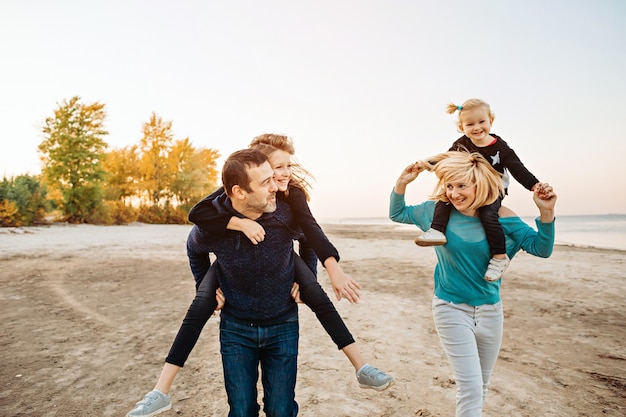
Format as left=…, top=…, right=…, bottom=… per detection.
left=220, top=317, right=299, bottom=417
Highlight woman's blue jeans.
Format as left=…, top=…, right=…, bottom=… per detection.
left=432, top=296, right=503, bottom=417
left=220, top=316, right=299, bottom=417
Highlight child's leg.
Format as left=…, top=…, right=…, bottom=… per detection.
left=415, top=200, right=451, bottom=246
left=154, top=363, right=180, bottom=394
left=341, top=343, right=366, bottom=371
left=430, top=200, right=452, bottom=234
left=478, top=198, right=504, bottom=256
left=160, top=264, right=220, bottom=390
left=294, top=254, right=394, bottom=390
left=479, top=198, right=510, bottom=281
left=294, top=254, right=356, bottom=357
left=127, top=265, right=220, bottom=416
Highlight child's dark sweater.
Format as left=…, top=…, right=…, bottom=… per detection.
left=450, top=133, right=539, bottom=192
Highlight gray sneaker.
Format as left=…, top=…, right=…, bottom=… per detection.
left=356, top=364, right=394, bottom=391
left=126, top=390, right=171, bottom=417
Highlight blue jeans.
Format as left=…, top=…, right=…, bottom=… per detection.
left=220, top=317, right=299, bottom=417
left=432, top=296, right=503, bottom=417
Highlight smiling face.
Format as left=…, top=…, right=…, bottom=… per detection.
left=268, top=149, right=292, bottom=192
left=239, top=161, right=278, bottom=218
left=459, top=106, right=494, bottom=146
left=445, top=178, right=478, bottom=217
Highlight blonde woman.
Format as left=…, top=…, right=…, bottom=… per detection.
left=390, top=151, right=556, bottom=417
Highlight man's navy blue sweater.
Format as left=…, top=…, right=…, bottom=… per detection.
left=186, top=193, right=303, bottom=326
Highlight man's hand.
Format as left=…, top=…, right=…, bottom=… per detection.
left=215, top=287, right=226, bottom=311
left=290, top=283, right=303, bottom=303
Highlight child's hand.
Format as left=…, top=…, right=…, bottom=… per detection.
left=329, top=270, right=362, bottom=303
left=215, top=288, right=226, bottom=311
left=239, top=219, right=266, bottom=244
left=534, top=182, right=552, bottom=200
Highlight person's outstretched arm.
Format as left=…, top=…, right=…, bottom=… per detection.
left=499, top=182, right=556, bottom=258
left=286, top=186, right=361, bottom=303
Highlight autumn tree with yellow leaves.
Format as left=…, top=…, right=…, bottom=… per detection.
left=102, top=112, right=220, bottom=223
left=38, top=96, right=108, bottom=223
left=17, top=98, right=221, bottom=226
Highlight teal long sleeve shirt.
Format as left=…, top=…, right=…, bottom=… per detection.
left=389, top=191, right=555, bottom=306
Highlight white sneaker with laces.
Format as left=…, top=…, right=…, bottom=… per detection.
left=414, top=228, right=447, bottom=246
left=484, top=255, right=510, bottom=282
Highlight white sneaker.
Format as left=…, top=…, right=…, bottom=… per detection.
left=414, top=228, right=447, bottom=246
left=484, top=255, right=510, bottom=282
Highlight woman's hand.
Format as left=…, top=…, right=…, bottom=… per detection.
left=533, top=183, right=557, bottom=222
left=394, top=162, right=424, bottom=194
left=533, top=181, right=552, bottom=200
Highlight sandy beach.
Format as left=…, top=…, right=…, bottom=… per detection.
left=1, top=223, right=624, bottom=417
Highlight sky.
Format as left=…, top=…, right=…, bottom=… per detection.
left=1, top=0, right=625, bottom=220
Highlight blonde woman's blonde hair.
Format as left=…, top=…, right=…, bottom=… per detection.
left=446, top=98, right=495, bottom=133
left=248, top=133, right=313, bottom=200
left=421, top=151, right=504, bottom=210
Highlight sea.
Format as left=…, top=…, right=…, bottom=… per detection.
left=321, top=214, right=626, bottom=252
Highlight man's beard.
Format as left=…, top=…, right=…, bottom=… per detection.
left=245, top=195, right=276, bottom=215
left=263, top=200, right=277, bottom=213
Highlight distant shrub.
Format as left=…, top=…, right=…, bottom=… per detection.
left=0, top=200, right=21, bottom=227
left=0, top=175, right=52, bottom=226
left=86, top=201, right=138, bottom=225
left=137, top=205, right=188, bottom=224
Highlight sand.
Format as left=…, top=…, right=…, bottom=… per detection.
left=0, top=223, right=624, bottom=417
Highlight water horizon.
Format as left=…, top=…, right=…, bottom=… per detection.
left=320, top=214, right=626, bottom=252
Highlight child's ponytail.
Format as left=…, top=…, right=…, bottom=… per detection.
left=446, top=103, right=462, bottom=114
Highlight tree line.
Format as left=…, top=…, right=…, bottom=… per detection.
left=1, top=96, right=220, bottom=226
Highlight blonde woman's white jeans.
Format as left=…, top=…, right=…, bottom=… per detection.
left=432, top=296, right=504, bottom=417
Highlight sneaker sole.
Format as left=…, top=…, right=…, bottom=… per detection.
left=126, top=403, right=171, bottom=417
left=414, top=239, right=446, bottom=247
left=484, top=273, right=506, bottom=282
left=484, top=277, right=501, bottom=282
left=359, top=378, right=394, bottom=392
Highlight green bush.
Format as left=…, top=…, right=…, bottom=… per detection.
left=0, top=175, right=52, bottom=226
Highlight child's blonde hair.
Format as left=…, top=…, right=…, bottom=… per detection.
left=248, top=133, right=313, bottom=200
left=446, top=98, right=495, bottom=133
left=421, top=151, right=504, bottom=210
